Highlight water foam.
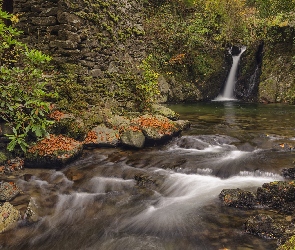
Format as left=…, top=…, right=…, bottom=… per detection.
left=122, top=171, right=281, bottom=234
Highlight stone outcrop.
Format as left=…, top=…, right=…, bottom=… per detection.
left=14, top=0, right=146, bottom=84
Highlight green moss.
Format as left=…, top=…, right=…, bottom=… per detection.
left=277, top=235, right=295, bottom=250
left=0, top=152, right=7, bottom=165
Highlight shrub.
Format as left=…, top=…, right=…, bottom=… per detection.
left=0, top=9, right=56, bottom=152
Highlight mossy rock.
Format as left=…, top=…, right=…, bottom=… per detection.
left=50, top=113, right=87, bottom=141
left=84, top=124, right=120, bottom=147
left=120, top=130, right=145, bottom=148
left=0, top=152, right=7, bottom=165
left=151, top=104, right=179, bottom=121
left=105, top=115, right=131, bottom=131
left=0, top=202, right=20, bottom=233
left=25, top=135, right=83, bottom=168
left=278, top=235, right=295, bottom=250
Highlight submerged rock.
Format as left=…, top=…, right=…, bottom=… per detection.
left=244, top=214, right=285, bottom=239
left=219, top=188, right=256, bottom=208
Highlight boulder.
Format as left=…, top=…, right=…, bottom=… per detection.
left=219, top=188, right=256, bottom=208
left=256, top=181, right=295, bottom=213
left=151, top=104, right=179, bottom=120
left=25, top=134, right=83, bottom=168
left=134, top=115, right=178, bottom=141
left=120, top=130, right=145, bottom=148
left=105, top=115, right=131, bottom=131
left=0, top=182, right=20, bottom=201
left=49, top=111, right=86, bottom=141
left=174, top=120, right=191, bottom=131
left=84, top=125, right=120, bottom=147
left=0, top=202, right=20, bottom=233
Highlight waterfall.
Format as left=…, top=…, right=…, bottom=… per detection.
left=214, top=46, right=246, bottom=101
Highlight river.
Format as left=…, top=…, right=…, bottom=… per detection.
left=1, top=101, right=295, bottom=250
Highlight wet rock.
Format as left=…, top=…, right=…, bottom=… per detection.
left=64, top=169, right=85, bottom=182
left=23, top=198, right=40, bottom=223
left=256, top=181, right=295, bottom=213
left=219, top=188, right=256, bottom=208
left=0, top=202, right=20, bottom=233
left=121, top=130, right=145, bottom=149
left=281, top=167, right=295, bottom=179
left=244, top=214, right=285, bottom=239
left=176, top=136, right=209, bottom=149
left=134, top=173, right=165, bottom=191
left=174, top=120, right=191, bottom=131
left=0, top=182, right=20, bottom=201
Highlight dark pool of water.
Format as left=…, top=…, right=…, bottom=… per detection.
left=1, top=102, right=295, bottom=250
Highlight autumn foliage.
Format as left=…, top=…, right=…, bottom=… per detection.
left=135, top=115, right=176, bottom=135
left=28, top=134, right=81, bottom=156
left=49, top=110, right=65, bottom=122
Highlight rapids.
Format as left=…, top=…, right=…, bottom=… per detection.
left=1, top=102, right=295, bottom=250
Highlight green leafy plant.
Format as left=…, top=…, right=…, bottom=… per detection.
left=136, top=55, right=160, bottom=110
left=0, top=9, right=56, bottom=152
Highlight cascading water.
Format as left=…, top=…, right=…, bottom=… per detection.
left=214, top=46, right=246, bottom=101
left=3, top=103, right=295, bottom=250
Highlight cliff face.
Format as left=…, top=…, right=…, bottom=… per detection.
left=258, top=41, right=295, bottom=104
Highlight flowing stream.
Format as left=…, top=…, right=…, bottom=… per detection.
left=2, top=102, right=295, bottom=250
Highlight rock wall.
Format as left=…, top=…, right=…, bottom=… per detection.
left=235, top=42, right=264, bottom=102
left=14, top=0, right=146, bottom=80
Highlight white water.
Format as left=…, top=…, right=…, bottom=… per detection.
left=214, top=46, right=246, bottom=101
left=120, top=171, right=282, bottom=234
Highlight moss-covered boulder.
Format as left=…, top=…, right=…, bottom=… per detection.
left=49, top=111, right=87, bottom=141
left=0, top=182, right=20, bottom=202
left=25, top=134, right=83, bottom=168
left=105, top=115, right=131, bottom=131
left=120, top=130, right=145, bottom=148
left=0, top=202, right=20, bottom=233
left=133, top=115, right=179, bottom=141
left=84, top=125, right=120, bottom=147
left=174, top=120, right=191, bottom=131
left=278, top=235, right=295, bottom=250
left=151, top=104, right=179, bottom=120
